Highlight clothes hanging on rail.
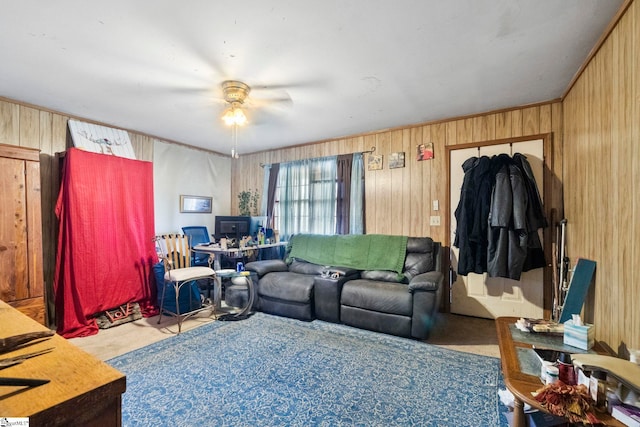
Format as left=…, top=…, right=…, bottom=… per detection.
left=454, top=153, right=547, bottom=280
left=453, top=156, right=493, bottom=276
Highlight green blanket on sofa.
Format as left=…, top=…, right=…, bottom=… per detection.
left=287, top=234, right=408, bottom=275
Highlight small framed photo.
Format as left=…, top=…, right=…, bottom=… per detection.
left=368, top=154, right=383, bottom=171
left=180, top=195, right=212, bottom=213
left=417, top=142, right=434, bottom=161
left=389, top=152, right=405, bottom=169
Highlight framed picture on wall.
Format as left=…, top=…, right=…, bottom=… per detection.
left=180, top=195, right=213, bottom=213
left=389, top=152, right=405, bottom=169
left=417, top=142, right=434, bottom=161
left=368, top=154, right=383, bottom=171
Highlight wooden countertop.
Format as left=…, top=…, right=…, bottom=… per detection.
left=0, top=300, right=126, bottom=426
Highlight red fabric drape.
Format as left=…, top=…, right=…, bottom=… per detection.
left=54, top=148, right=158, bottom=338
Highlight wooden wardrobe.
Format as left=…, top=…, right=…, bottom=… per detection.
left=0, top=143, right=46, bottom=324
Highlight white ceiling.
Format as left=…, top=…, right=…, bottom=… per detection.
left=0, top=1, right=622, bottom=156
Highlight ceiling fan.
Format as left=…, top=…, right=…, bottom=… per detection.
left=219, top=79, right=297, bottom=126
left=220, top=79, right=299, bottom=158
left=168, top=76, right=322, bottom=157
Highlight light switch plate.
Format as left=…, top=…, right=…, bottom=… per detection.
left=429, top=215, right=441, bottom=226
left=432, top=200, right=439, bottom=211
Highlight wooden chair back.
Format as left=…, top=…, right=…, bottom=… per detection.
left=154, top=234, right=192, bottom=270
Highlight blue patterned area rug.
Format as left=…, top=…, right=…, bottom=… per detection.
left=108, top=313, right=510, bottom=426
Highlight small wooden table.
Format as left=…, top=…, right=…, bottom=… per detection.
left=0, top=300, right=126, bottom=426
left=495, top=316, right=623, bottom=427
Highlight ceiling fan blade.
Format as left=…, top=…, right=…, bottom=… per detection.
left=247, top=92, right=293, bottom=109
left=247, top=107, right=290, bottom=126
left=251, top=78, right=329, bottom=91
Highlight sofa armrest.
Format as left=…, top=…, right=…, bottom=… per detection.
left=245, top=259, right=289, bottom=277
left=408, top=271, right=443, bottom=292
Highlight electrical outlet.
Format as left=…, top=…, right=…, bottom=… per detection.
left=429, top=215, right=441, bottom=226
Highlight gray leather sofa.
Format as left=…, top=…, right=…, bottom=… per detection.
left=245, top=235, right=443, bottom=340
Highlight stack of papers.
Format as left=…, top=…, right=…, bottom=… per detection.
left=515, top=318, right=564, bottom=333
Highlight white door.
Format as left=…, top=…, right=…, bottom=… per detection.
left=450, top=139, right=545, bottom=319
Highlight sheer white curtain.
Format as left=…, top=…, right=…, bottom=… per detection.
left=349, top=153, right=364, bottom=234
left=277, top=156, right=337, bottom=239
left=261, top=164, right=270, bottom=216
left=272, top=154, right=364, bottom=240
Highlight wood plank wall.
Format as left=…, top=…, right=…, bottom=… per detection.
left=562, top=0, right=639, bottom=355
left=231, top=103, right=563, bottom=247
left=0, top=99, right=155, bottom=322
left=231, top=103, right=563, bottom=317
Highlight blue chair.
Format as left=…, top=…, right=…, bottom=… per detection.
left=182, top=226, right=211, bottom=266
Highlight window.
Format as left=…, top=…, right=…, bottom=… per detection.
left=268, top=153, right=364, bottom=240
left=274, top=157, right=337, bottom=238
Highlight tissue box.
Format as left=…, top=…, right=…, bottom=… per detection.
left=563, top=320, right=594, bottom=350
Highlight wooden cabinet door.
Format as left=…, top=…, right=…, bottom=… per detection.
left=0, top=144, right=45, bottom=324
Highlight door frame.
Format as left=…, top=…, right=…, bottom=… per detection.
left=443, top=133, right=554, bottom=319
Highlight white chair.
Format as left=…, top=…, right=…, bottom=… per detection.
left=154, top=234, right=216, bottom=333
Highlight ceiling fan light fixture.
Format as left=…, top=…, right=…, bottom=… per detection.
left=220, top=80, right=251, bottom=159
left=222, top=102, right=247, bottom=126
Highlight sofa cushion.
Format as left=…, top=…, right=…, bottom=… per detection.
left=403, top=252, right=433, bottom=282
left=359, top=237, right=435, bottom=283
left=341, top=279, right=412, bottom=316
left=245, top=259, right=289, bottom=276
left=288, top=260, right=326, bottom=275
left=360, top=270, right=406, bottom=283
left=403, top=237, right=435, bottom=281
left=406, top=237, right=433, bottom=254
left=258, top=272, right=315, bottom=303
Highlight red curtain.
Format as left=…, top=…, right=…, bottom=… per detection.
left=54, top=148, right=158, bottom=338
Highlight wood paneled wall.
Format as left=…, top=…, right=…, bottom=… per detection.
left=0, top=97, right=155, bottom=323
left=231, top=102, right=563, bottom=316
left=231, top=103, right=563, bottom=250
left=562, top=0, right=639, bottom=355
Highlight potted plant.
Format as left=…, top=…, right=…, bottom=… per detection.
left=237, top=189, right=260, bottom=216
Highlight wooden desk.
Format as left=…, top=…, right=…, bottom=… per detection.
left=0, top=300, right=126, bottom=426
left=496, top=316, right=623, bottom=427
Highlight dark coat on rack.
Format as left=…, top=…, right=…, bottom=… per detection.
left=454, top=153, right=547, bottom=280
left=487, top=154, right=546, bottom=280
left=454, top=156, right=493, bottom=276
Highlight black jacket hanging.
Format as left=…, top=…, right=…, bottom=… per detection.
left=454, top=152, right=547, bottom=280
left=487, top=156, right=528, bottom=279
left=513, top=153, right=547, bottom=273
left=454, top=156, right=493, bottom=276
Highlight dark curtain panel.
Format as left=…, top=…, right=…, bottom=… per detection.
left=266, top=163, right=280, bottom=228
left=336, top=154, right=353, bottom=234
